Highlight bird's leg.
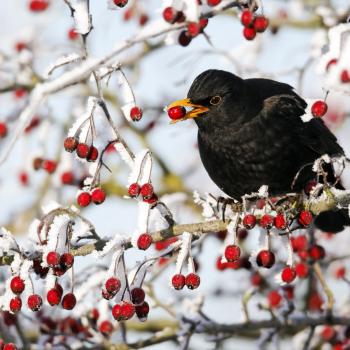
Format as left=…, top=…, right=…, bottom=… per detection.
left=216, top=196, right=236, bottom=222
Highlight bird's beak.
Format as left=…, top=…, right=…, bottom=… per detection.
left=167, top=98, right=209, bottom=123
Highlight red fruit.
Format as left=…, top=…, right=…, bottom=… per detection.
left=53, top=265, right=67, bottom=276
left=139, top=14, right=149, bottom=26
left=251, top=272, right=263, bottom=287
left=137, top=233, right=152, bottom=250
left=135, top=301, right=149, bottom=320
left=224, top=244, right=241, bottom=262
left=16, top=41, right=27, bottom=52
left=281, top=266, right=296, bottom=283
left=340, top=70, right=350, bottom=83
left=274, top=214, right=287, bottom=230
left=128, top=183, right=140, bottom=197
left=0, top=122, right=8, bottom=138
left=162, top=7, right=178, bottom=24
left=187, top=22, right=201, bottom=37
left=3, top=344, right=17, bottom=350
left=76, top=143, right=90, bottom=158
left=243, top=214, right=256, bottom=229
left=172, top=274, right=186, bottom=290
left=168, top=106, right=187, bottom=120
left=87, top=146, right=99, bottom=162
left=99, top=320, right=113, bottom=336
left=298, top=210, right=313, bottom=226
left=77, top=191, right=91, bottom=207
left=309, top=244, right=325, bottom=261
left=60, top=253, right=74, bottom=269
left=64, top=137, right=78, bottom=152
left=140, top=183, right=153, bottom=199
left=308, top=292, right=323, bottom=311
left=105, top=277, right=121, bottom=294
left=199, top=18, right=209, bottom=30
left=256, top=250, right=275, bottom=268
left=268, top=290, right=282, bottom=308
left=326, top=58, right=338, bottom=71
left=311, top=100, right=328, bottom=118
left=88, top=308, right=100, bottom=321
left=321, top=325, right=336, bottom=341
left=335, top=266, right=346, bottom=279
left=27, top=294, right=42, bottom=311
left=55, top=283, right=63, bottom=297
left=29, top=0, right=49, bottom=12
left=112, top=303, right=123, bottom=321
left=237, top=228, right=248, bottom=240
left=91, top=188, right=106, bottom=204
left=291, top=235, right=308, bottom=251
left=32, top=259, right=49, bottom=278
left=101, top=289, right=114, bottom=300
left=47, top=288, right=61, bottom=306
left=298, top=250, right=309, bottom=260
left=131, top=288, right=145, bottom=305
left=10, top=296, right=22, bottom=313
left=113, top=0, right=128, bottom=7
left=10, top=276, right=25, bottom=294
left=283, top=285, right=294, bottom=300
left=62, top=293, right=76, bottom=310
left=254, top=16, right=269, bottom=32
left=243, top=27, right=256, bottom=40
left=121, top=301, right=135, bottom=320
left=19, top=171, right=29, bottom=186
left=295, top=263, right=309, bottom=278
left=259, top=214, right=274, bottom=229
left=130, top=106, right=143, bottom=121
left=46, top=251, right=60, bottom=268
left=42, top=160, right=57, bottom=174
left=61, top=171, right=74, bottom=185
left=14, top=88, right=27, bottom=99
left=207, top=0, right=221, bottom=6
left=216, top=256, right=228, bottom=271
left=178, top=31, right=192, bottom=47
left=241, top=10, right=253, bottom=27
left=68, top=28, right=78, bottom=41
left=185, top=273, right=200, bottom=290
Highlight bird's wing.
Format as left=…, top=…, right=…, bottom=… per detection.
left=260, top=94, right=344, bottom=157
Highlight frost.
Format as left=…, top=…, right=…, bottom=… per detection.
left=117, top=71, right=136, bottom=122
left=174, top=232, right=192, bottom=275
left=92, top=234, right=125, bottom=258
left=193, top=191, right=217, bottom=220
left=127, top=149, right=150, bottom=186
left=184, top=0, right=200, bottom=22
left=75, top=270, right=105, bottom=300
left=44, top=53, right=82, bottom=78
left=312, top=154, right=331, bottom=172
left=41, top=201, right=61, bottom=215
left=132, top=201, right=151, bottom=247
left=70, top=0, right=92, bottom=35
left=0, top=227, right=19, bottom=256
left=300, top=99, right=316, bottom=122
left=115, top=142, right=134, bottom=168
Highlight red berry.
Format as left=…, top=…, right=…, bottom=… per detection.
left=60, top=253, right=74, bottom=269
left=102, top=289, right=114, bottom=300
left=68, top=28, right=78, bottom=41
left=309, top=244, right=325, bottom=261
left=340, top=70, right=350, bottom=83
left=298, top=210, right=313, bottom=226
left=241, top=10, right=253, bottom=27
left=131, top=288, right=145, bottom=305
left=128, top=183, right=140, bottom=197
left=243, top=27, right=256, bottom=40
left=162, top=7, right=178, bottom=24
left=62, top=293, right=77, bottom=310
left=53, top=265, right=67, bottom=276
left=88, top=308, right=100, bottom=321
left=254, top=16, right=269, bottom=32
left=260, top=214, right=274, bottom=229
left=274, top=214, right=287, bottom=230
left=87, top=146, right=99, bottom=162
left=335, top=266, right=346, bottom=279
left=137, top=233, right=152, bottom=250
left=9, top=296, right=22, bottom=313
left=113, top=0, right=128, bottom=7
left=18, top=171, right=29, bottom=186
left=224, top=244, right=241, bottom=262
left=76, top=143, right=90, bottom=158
left=10, top=276, right=25, bottom=294
left=77, top=191, right=91, bottom=207
left=130, top=106, right=143, bottom=121
left=135, top=301, right=149, bottom=320
left=237, top=228, right=248, bottom=240
left=140, top=183, right=153, bottom=199
left=295, top=263, right=309, bottom=278
left=326, top=58, right=338, bottom=71
left=42, top=160, right=57, bottom=174
left=120, top=301, right=135, bottom=320
left=91, top=188, right=106, bottom=204
left=291, top=235, right=308, bottom=251
left=281, top=266, right=296, bottom=283
left=185, top=273, right=200, bottom=290
left=256, top=250, right=275, bottom=268
left=172, top=274, right=186, bottom=290
left=29, top=0, right=49, bottom=12
left=243, top=214, right=256, bottom=229
left=105, top=277, right=121, bottom=295
left=27, top=294, right=42, bottom=311
left=268, top=290, right=282, bottom=308
left=251, top=272, right=263, bottom=287
left=207, top=0, right=221, bottom=6
left=199, top=18, right=209, bottom=30
left=0, top=122, right=8, bottom=138
left=55, top=283, right=63, bottom=298
left=15, top=41, right=27, bottom=52
left=311, top=100, right=328, bottom=118
left=46, top=251, right=60, bottom=267
left=14, top=88, right=27, bottom=98
left=61, top=171, right=74, bottom=185
left=216, top=256, right=227, bottom=271
left=321, top=326, right=336, bottom=342
left=139, top=14, right=149, bottom=26
left=3, top=344, right=17, bottom=350
left=168, top=106, right=187, bottom=120
left=187, top=22, right=201, bottom=37
left=47, top=288, right=61, bottom=306
left=112, top=303, right=123, bottom=321
left=64, top=137, right=78, bottom=152
left=178, top=31, right=192, bottom=47
left=99, top=320, right=113, bottom=336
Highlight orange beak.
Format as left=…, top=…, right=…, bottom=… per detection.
left=167, top=98, right=209, bottom=123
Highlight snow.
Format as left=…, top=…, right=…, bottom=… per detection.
left=44, top=53, right=82, bottom=78
left=71, top=0, right=92, bottom=35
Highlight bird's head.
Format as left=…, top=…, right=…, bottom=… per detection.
left=167, top=69, right=256, bottom=132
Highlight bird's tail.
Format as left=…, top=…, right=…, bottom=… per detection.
left=314, top=208, right=350, bottom=233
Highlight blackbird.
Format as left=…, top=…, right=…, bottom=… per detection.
left=168, top=69, right=350, bottom=232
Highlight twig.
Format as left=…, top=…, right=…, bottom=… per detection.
left=313, top=262, right=334, bottom=313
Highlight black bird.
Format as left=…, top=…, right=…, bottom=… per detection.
left=168, top=69, right=349, bottom=232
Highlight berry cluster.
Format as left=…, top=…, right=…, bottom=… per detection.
left=171, top=272, right=200, bottom=290
left=240, top=9, right=269, bottom=41
left=32, top=157, right=57, bottom=174
left=128, top=182, right=158, bottom=206
left=64, top=136, right=99, bottom=162
left=77, top=188, right=106, bottom=207
left=326, top=57, right=350, bottom=84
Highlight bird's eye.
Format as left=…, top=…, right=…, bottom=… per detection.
left=210, top=96, right=222, bottom=105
